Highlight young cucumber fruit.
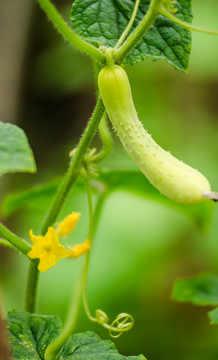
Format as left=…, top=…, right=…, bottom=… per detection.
left=98, top=65, right=211, bottom=205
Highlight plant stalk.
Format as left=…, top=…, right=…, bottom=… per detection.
left=36, top=0, right=105, bottom=63
left=44, top=267, right=83, bottom=360
left=0, top=224, right=31, bottom=256
left=114, top=0, right=162, bottom=64
left=24, top=260, right=39, bottom=313
left=40, top=97, right=104, bottom=235
left=25, top=98, right=104, bottom=314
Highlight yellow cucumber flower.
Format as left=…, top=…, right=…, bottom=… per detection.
left=57, top=212, right=80, bottom=237
left=28, top=227, right=69, bottom=272
left=68, top=239, right=90, bottom=258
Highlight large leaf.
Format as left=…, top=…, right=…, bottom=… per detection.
left=7, top=310, right=146, bottom=360
left=56, top=331, right=146, bottom=360
left=172, top=273, right=218, bottom=306
left=70, top=0, right=192, bottom=72
left=0, top=122, right=36, bottom=177
left=1, top=170, right=214, bottom=232
left=7, top=310, right=61, bottom=359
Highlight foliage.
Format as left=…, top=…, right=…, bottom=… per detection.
left=0, top=121, right=36, bottom=177
left=8, top=310, right=145, bottom=360
left=71, top=0, right=192, bottom=71
left=0, top=0, right=218, bottom=359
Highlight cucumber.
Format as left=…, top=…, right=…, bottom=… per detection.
left=98, top=65, right=211, bottom=205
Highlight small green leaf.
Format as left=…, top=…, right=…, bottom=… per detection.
left=208, top=308, right=218, bottom=325
left=172, top=273, right=218, bottom=306
left=70, top=0, right=192, bottom=72
left=7, top=310, right=62, bottom=359
left=7, top=311, right=146, bottom=360
left=0, top=122, right=36, bottom=177
left=56, top=331, right=146, bottom=360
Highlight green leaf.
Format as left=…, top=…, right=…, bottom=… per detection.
left=1, top=178, right=84, bottom=217
left=1, top=170, right=214, bottom=232
left=172, top=273, right=218, bottom=306
left=208, top=308, right=218, bottom=325
left=7, top=310, right=146, bottom=360
left=56, top=331, right=146, bottom=360
left=7, top=310, right=62, bottom=359
left=70, top=0, right=192, bottom=72
left=0, top=122, right=36, bottom=177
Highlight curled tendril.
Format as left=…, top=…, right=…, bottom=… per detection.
left=93, top=309, right=134, bottom=338
left=95, top=309, right=109, bottom=325
left=109, top=313, right=134, bottom=338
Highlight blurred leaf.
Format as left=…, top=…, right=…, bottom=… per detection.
left=1, top=169, right=214, bottom=232
left=56, top=331, right=146, bottom=360
left=172, top=273, right=218, bottom=306
left=0, top=122, right=36, bottom=177
left=71, top=0, right=192, bottom=71
left=98, top=169, right=214, bottom=232
left=1, top=178, right=85, bottom=217
left=7, top=310, right=61, bottom=359
left=208, top=308, right=218, bottom=325
left=8, top=310, right=145, bottom=360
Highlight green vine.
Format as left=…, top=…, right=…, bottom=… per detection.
left=36, top=0, right=105, bottom=63
left=0, top=224, right=31, bottom=256
left=114, top=0, right=163, bottom=64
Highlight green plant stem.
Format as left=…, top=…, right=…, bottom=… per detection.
left=24, top=98, right=104, bottom=315
left=24, top=260, right=39, bottom=313
left=0, top=238, right=16, bottom=250
left=40, top=97, right=104, bottom=236
left=44, top=174, right=94, bottom=360
left=115, top=0, right=141, bottom=49
left=82, top=191, right=108, bottom=322
left=92, top=112, right=113, bottom=163
left=0, top=224, right=31, bottom=256
left=160, top=6, right=218, bottom=35
left=82, top=174, right=95, bottom=321
left=114, top=0, right=162, bottom=64
left=36, top=0, right=105, bottom=63
left=44, top=266, right=83, bottom=360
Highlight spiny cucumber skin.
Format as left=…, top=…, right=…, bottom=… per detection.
left=98, top=65, right=211, bottom=205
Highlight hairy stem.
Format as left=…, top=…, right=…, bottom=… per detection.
left=25, top=260, right=40, bottom=313
left=114, top=0, right=162, bottom=64
left=36, top=0, right=105, bottom=63
left=24, top=98, right=104, bottom=314
left=0, top=224, right=31, bottom=256
left=40, top=97, right=104, bottom=235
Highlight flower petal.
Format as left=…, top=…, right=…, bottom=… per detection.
left=29, top=230, right=44, bottom=246
left=57, top=212, right=80, bottom=237
left=68, top=239, right=90, bottom=258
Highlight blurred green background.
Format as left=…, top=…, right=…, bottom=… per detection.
left=0, top=0, right=218, bottom=359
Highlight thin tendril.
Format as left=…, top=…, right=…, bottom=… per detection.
left=81, top=170, right=134, bottom=337
left=160, top=6, right=218, bottom=35
left=115, top=0, right=141, bottom=49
